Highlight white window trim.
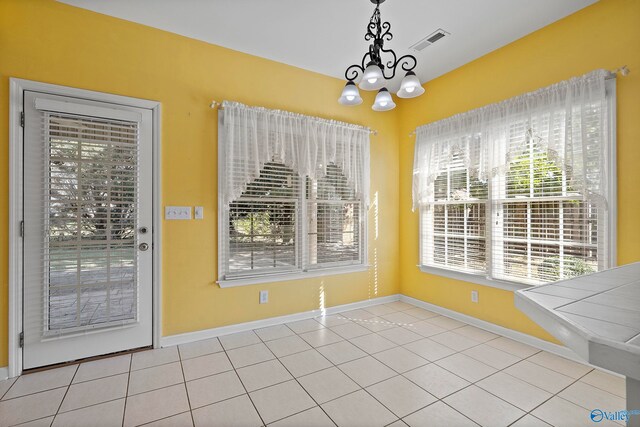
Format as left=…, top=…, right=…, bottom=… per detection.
left=216, top=113, right=369, bottom=288
left=218, top=264, right=370, bottom=288
left=418, top=78, right=617, bottom=291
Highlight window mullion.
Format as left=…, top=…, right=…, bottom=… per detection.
left=300, top=175, right=309, bottom=271
left=463, top=203, right=468, bottom=269
left=464, top=149, right=469, bottom=269
left=445, top=164, right=451, bottom=266
left=489, top=160, right=504, bottom=281
left=559, top=157, right=568, bottom=278
left=527, top=134, right=534, bottom=280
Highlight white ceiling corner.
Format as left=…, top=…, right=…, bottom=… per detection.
left=57, top=0, right=598, bottom=91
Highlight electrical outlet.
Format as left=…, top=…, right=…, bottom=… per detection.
left=165, top=206, right=191, bottom=220
left=471, top=290, right=479, bottom=303
left=259, top=290, right=268, bottom=304
left=195, top=206, right=204, bottom=220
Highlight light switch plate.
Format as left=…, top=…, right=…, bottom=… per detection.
left=195, top=206, right=204, bottom=220
left=259, top=290, right=268, bottom=304
left=165, top=206, right=192, bottom=220
left=471, top=290, right=479, bottom=303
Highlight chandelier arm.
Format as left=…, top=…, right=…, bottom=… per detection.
left=344, top=49, right=373, bottom=81
left=395, top=54, right=418, bottom=73
left=364, top=22, right=377, bottom=42
left=361, top=51, right=372, bottom=69
left=380, top=21, right=393, bottom=42
left=379, top=46, right=398, bottom=79
left=345, top=64, right=365, bottom=81
left=379, top=47, right=417, bottom=80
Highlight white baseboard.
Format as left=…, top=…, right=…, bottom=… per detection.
left=161, top=292, right=617, bottom=376
left=160, top=294, right=401, bottom=347
left=0, top=366, right=8, bottom=381
left=399, top=295, right=582, bottom=362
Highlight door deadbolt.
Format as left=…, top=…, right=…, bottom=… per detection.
left=139, top=226, right=149, bottom=234
left=139, top=243, right=149, bottom=251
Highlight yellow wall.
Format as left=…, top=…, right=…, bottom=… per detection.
left=0, top=0, right=401, bottom=366
left=0, top=0, right=638, bottom=368
left=397, top=0, right=640, bottom=341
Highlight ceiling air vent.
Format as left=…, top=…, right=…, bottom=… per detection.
left=410, top=29, right=450, bottom=52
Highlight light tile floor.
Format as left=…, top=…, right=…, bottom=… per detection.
left=0, top=301, right=628, bottom=427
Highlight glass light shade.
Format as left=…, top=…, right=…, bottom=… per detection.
left=359, top=64, right=385, bottom=91
left=372, top=88, right=396, bottom=111
left=397, top=71, right=425, bottom=98
left=338, top=81, right=363, bottom=106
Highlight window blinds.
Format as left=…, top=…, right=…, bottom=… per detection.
left=38, top=110, right=139, bottom=333
left=219, top=101, right=370, bottom=282
left=307, top=165, right=363, bottom=269
left=413, top=70, right=612, bottom=285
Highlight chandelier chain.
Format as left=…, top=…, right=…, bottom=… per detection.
left=343, top=1, right=417, bottom=82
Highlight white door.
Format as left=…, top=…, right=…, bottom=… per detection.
left=22, top=91, right=153, bottom=369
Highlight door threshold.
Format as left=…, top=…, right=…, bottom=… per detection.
left=22, top=346, right=153, bottom=375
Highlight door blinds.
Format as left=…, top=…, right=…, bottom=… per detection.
left=31, top=104, right=140, bottom=334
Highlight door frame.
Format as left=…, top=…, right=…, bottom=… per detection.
left=8, top=78, right=162, bottom=378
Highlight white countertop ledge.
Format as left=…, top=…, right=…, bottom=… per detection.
left=515, top=262, right=640, bottom=381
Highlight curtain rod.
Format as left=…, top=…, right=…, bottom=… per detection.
left=407, top=66, right=630, bottom=137
left=209, top=100, right=378, bottom=136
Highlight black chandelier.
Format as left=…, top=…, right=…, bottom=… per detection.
left=339, top=0, right=425, bottom=111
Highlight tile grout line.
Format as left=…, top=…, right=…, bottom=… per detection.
left=385, top=329, right=548, bottom=423
left=4, top=368, right=134, bottom=420
left=176, top=345, right=197, bottom=427
left=319, top=309, right=447, bottom=424
left=399, top=335, right=604, bottom=426
left=208, top=308, right=418, bottom=364
left=252, top=320, right=342, bottom=427
left=0, top=384, right=70, bottom=403
left=421, top=342, right=552, bottom=408
left=278, top=308, right=480, bottom=421
left=205, top=316, right=389, bottom=365
left=0, top=377, right=18, bottom=401
left=0, top=358, right=168, bottom=405
left=437, top=399, right=483, bottom=426
left=51, top=363, right=80, bottom=427
left=576, top=377, right=626, bottom=400
left=136, top=410, right=192, bottom=427
left=9, top=414, right=58, bottom=427
left=265, top=311, right=419, bottom=423
left=218, top=338, right=269, bottom=427
left=51, top=396, right=126, bottom=417
left=121, top=354, right=133, bottom=427
left=503, top=352, right=594, bottom=424
left=387, top=346, right=533, bottom=425
left=507, top=367, right=596, bottom=427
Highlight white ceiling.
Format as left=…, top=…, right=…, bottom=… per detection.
left=58, top=0, right=597, bottom=90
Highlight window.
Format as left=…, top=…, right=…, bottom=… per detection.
left=414, top=70, right=614, bottom=286
left=228, top=162, right=300, bottom=276
left=307, top=164, right=363, bottom=268
left=218, top=102, right=369, bottom=285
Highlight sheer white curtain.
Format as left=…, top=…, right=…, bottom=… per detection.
left=222, top=101, right=371, bottom=207
left=412, top=69, right=610, bottom=210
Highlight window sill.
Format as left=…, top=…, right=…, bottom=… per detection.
left=418, top=265, right=531, bottom=292
left=218, top=264, right=370, bottom=288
